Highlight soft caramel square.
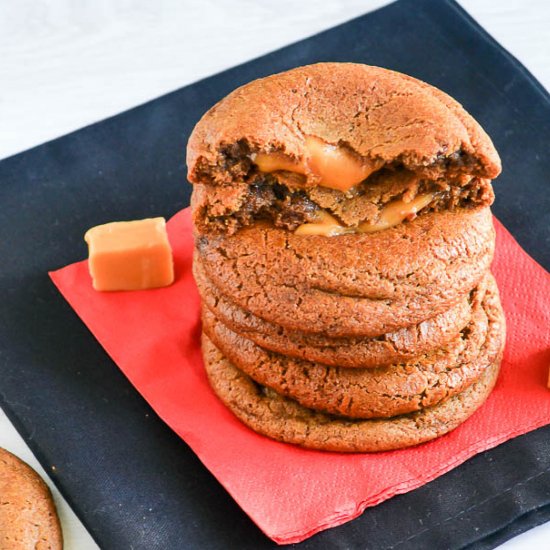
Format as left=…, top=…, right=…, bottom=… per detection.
left=84, top=217, right=174, bottom=291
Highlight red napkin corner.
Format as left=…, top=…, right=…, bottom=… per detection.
left=49, top=208, right=550, bottom=545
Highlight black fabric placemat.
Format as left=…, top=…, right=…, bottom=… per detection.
left=1, top=0, right=549, bottom=548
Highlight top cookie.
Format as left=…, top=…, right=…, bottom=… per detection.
left=188, top=63, right=500, bottom=183
left=187, top=63, right=500, bottom=235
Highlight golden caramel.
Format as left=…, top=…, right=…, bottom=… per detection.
left=358, top=193, right=435, bottom=233
left=295, top=193, right=435, bottom=236
left=253, top=152, right=306, bottom=175
left=252, top=136, right=379, bottom=192
left=85, top=217, right=174, bottom=291
left=294, top=211, right=353, bottom=236
left=303, top=136, right=378, bottom=192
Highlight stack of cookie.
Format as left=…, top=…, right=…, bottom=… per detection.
left=187, top=63, right=506, bottom=452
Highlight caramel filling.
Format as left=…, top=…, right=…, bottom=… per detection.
left=358, top=192, right=436, bottom=233
left=295, top=192, right=436, bottom=236
left=252, top=136, right=380, bottom=192
left=254, top=152, right=306, bottom=175
left=294, top=211, right=354, bottom=237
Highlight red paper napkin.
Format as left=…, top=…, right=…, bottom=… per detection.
left=50, top=208, right=550, bottom=545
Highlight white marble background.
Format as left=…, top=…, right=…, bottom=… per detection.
left=1, top=1, right=549, bottom=547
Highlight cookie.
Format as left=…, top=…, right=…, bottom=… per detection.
left=189, top=62, right=505, bottom=452
left=187, top=63, right=500, bottom=235
left=197, top=264, right=485, bottom=368
left=202, top=333, right=502, bottom=452
left=0, top=448, right=63, bottom=549
left=190, top=173, right=494, bottom=236
left=188, top=63, right=500, bottom=180
left=202, top=273, right=504, bottom=419
left=194, top=206, right=495, bottom=338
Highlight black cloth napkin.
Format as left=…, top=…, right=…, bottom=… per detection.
left=1, top=0, right=549, bottom=548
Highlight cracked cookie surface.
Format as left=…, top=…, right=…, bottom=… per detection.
left=194, top=207, right=495, bottom=337
left=196, top=265, right=487, bottom=368
left=202, top=273, right=504, bottom=419
left=201, top=333, right=502, bottom=453
left=187, top=63, right=500, bottom=235
left=187, top=63, right=500, bottom=183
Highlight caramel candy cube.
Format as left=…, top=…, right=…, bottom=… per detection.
left=84, top=217, right=174, bottom=291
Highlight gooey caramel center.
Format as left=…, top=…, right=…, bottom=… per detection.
left=294, top=211, right=354, bottom=237
left=358, top=193, right=436, bottom=233
left=295, top=192, right=436, bottom=236
left=253, top=136, right=379, bottom=192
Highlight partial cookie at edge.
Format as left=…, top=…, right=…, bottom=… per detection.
left=0, top=448, right=63, bottom=550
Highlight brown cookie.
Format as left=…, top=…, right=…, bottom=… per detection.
left=194, top=206, right=495, bottom=337
left=189, top=172, right=495, bottom=236
left=202, top=273, right=504, bottom=419
left=197, top=265, right=487, bottom=368
left=187, top=63, right=501, bottom=185
left=201, top=332, right=502, bottom=453
left=0, top=448, right=63, bottom=549
left=187, top=63, right=500, bottom=235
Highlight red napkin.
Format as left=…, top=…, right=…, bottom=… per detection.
left=50, top=208, right=550, bottom=545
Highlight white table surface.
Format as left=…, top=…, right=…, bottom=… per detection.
left=1, top=1, right=548, bottom=548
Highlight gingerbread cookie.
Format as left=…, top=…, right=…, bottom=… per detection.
left=188, top=63, right=500, bottom=236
